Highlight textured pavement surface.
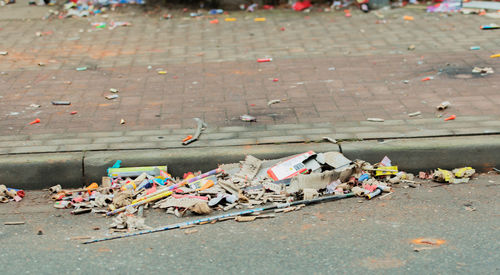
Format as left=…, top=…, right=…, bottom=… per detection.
left=0, top=4, right=499, bottom=153
left=0, top=173, right=498, bottom=273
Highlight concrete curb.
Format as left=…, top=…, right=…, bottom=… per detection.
left=2, top=135, right=499, bottom=190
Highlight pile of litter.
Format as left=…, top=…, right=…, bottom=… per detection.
left=0, top=185, right=25, bottom=203
left=47, top=152, right=476, bottom=243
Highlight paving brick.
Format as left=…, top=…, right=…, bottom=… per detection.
left=108, top=142, right=159, bottom=150
left=266, top=124, right=312, bottom=130
left=406, top=118, right=442, bottom=125
left=286, top=128, right=334, bottom=135
left=171, top=129, right=202, bottom=135
left=238, top=130, right=285, bottom=138
left=455, top=116, right=495, bottom=122
left=404, top=129, right=454, bottom=137
left=93, top=136, right=141, bottom=144
left=218, top=126, right=257, bottom=132
left=58, top=144, right=109, bottom=152
left=9, top=146, right=59, bottom=154
left=209, top=138, right=257, bottom=147
left=334, top=126, right=380, bottom=133
left=359, top=120, right=407, bottom=126
left=306, top=133, right=356, bottom=141
left=0, top=140, right=44, bottom=148
left=257, top=136, right=306, bottom=144
left=1, top=9, right=499, bottom=150
left=45, top=138, right=92, bottom=146
left=0, top=135, right=28, bottom=142
left=355, top=132, right=406, bottom=140
left=160, top=140, right=211, bottom=148
left=29, top=133, right=78, bottom=140
left=312, top=122, right=334, bottom=128
left=451, top=128, right=500, bottom=135
left=479, top=121, right=500, bottom=127
left=202, top=132, right=238, bottom=140
left=126, top=130, right=171, bottom=136
left=79, top=132, right=124, bottom=138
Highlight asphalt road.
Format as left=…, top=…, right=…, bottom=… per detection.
left=0, top=174, right=499, bottom=274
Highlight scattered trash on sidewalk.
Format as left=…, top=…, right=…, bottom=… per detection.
left=240, top=114, right=257, bottom=122
left=35, top=31, right=53, bottom=37
left=480, top=24, right=499, bottom=30
left=109, top=21, right=131, bottom=30
left=52, top=101, right=71, bottom=106
left=408, top=111, right=421, bottom=117
left=267, top=99, right=281, bottom=106
left=472, top=67, right=494, bottom=75
left=254, top=18, right=266, bottom=22
left=76, top=67, right=87, bottom=71
left=0, top=185, right=25, bottom=203
left=105, top=94, right=119, bottom=100
left=444, top=114, right=456, bottom=121
left=437, top=101, right=450, bottom=111
left=427, top=1, right=461, bottom=13
left=29, top=118, right=41, bottom=125
left=367, top=118, right=384, bottom=122
left=491, top=54, right=500, bottom=58
left=183, top=118, right=207, bottom=145
left=246, top=3, right=258, bottom=12
left=432, top=167, right=475, bottom=184
left=257, top=58, right=272, bottom=63
left=207, top=9, right=222, bottom=15
left=293, top=0, right=312, bottom=12
left=421, top=76, right=433, bottom=82
left=470, top=46, right=481, bottom=50
left=0, top=51, right=8, bottom=56
left=403, top=15, right=414, bottom=21
left=110, top=212, right=152, bottom=232
left=412, top=238, right=446, bottom=252
left=323, top=137, right=337, bottom=144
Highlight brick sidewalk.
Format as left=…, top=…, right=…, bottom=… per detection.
left=0, top=7, right=499, bottom=153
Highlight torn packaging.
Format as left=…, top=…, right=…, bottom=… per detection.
left=208, top=193, right=237, bottom=207
left=234, top=155, right=263, bottom=181
left=286, top=169, right=352, bottom=194
left=267, top=151, right=316, bottom=181
left=189, top=202, right=212, bottom=215
left=303, top=188, right=319, bottom=200
left=433, top=167, right=475, bottom=184
left=155, top=196, right=207, bottom=209
left=268, top=151, right=352, bottom=182
left=110, top=213, right=151, bottom=231
left=112, top=189, right=134, bottom=208
left=321, top=152, right=353, bottom=171
left=302, top=152, right=347, bottom=173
